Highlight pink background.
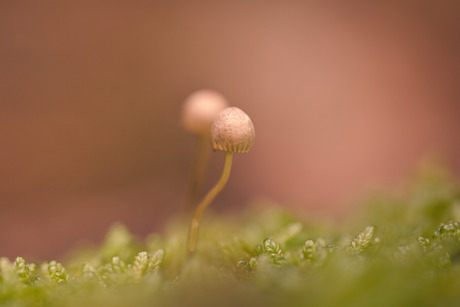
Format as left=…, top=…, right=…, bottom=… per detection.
left=1, top=1, right=459, bottom=260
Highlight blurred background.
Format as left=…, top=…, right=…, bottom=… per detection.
left=1, top=0, right=459, bottom=261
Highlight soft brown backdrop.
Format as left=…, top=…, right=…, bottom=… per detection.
left=1, top=0, right=459, bottom=260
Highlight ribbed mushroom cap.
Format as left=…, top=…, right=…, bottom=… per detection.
left=210, top=107, right=255, bottom=153
left=182, top=90, right=228, bottom=135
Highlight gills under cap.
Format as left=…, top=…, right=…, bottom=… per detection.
left=210, top=107, right=255, bottom=153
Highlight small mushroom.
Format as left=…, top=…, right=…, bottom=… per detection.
left=188, top=107, right=255, bottom=253
left=182, top=90, right=228, bottom=212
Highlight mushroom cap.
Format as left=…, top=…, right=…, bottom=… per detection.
left=210, top=107, right=255, bottom=153
left=182, top=90, right=228, bottom=135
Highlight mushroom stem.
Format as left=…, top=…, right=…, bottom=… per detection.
left=188, top=151, right=233, bottom=253
left=185, top=134, right=210, bottom=213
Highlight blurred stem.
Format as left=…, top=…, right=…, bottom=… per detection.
left=188, top=151, right=233, bottom=253
left=185, top=134, right=210, bottom=214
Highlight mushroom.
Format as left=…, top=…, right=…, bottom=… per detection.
left=188, top=107, right=255, bottom=253
left=182, top=90, right=228, bottom=212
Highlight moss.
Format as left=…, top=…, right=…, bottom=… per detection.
left=1, top=169, right=460, bottom=306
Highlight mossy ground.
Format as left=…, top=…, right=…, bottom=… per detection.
left=1, top=167, right=460, bottom=306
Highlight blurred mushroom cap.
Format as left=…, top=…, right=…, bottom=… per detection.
left=182, top=89, right=228, bottom=135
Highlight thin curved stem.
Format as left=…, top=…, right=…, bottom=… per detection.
left=188, top=151, right=233, bottom=253
left=184, top=134, right=210, bottom=214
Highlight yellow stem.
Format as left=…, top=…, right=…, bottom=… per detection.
left=188, top=151, right=233, bottom=253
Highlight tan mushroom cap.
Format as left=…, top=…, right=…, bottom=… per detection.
left=210, top=107, right=255, bottom=153
left=182, top=90, right=228, bottom=135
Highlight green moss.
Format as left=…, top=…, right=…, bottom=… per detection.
left=1, top=168, right=460, bottom=306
